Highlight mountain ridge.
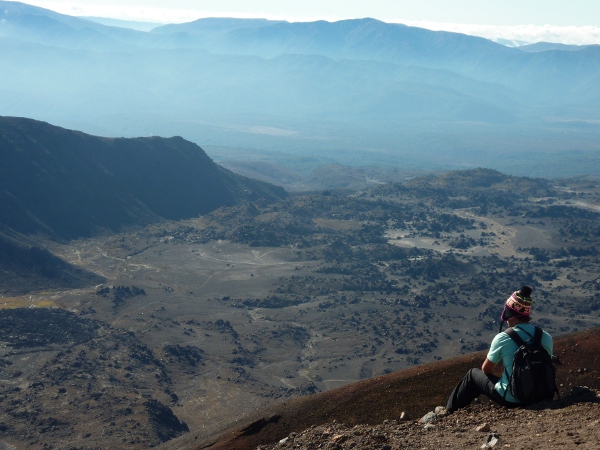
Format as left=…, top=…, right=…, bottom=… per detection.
left=3, top=2, right=599, bottom=92
left=0, top=232, right=105, bottom=295
left=0, top=116, right=287, bottom=241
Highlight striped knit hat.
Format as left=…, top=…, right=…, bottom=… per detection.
left=501, top=286, right=532, bottom=321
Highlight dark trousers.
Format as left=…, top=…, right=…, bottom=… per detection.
left=446, top=368, right=519, bottom=413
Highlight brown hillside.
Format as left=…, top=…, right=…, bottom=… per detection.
left=160, top=327, right=600, bottom=450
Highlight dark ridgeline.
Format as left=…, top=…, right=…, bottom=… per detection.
left=0, top=116, right=286, bottom=240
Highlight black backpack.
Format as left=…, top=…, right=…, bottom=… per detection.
left=504, top=327, right=558, bottom=405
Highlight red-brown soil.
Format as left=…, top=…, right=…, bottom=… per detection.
left=258, top=390, right=600, bottom=450
left=159, top=327, right=600, bottom=450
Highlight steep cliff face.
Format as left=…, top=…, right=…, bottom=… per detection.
left=0, top=116, right=287, bottom=240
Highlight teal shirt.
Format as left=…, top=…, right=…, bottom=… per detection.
left=487, top=324, right=553, bottom=403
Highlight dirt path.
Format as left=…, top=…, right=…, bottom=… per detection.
left=388, top=209, right=523, bottom=258
left=573, top=200, right=600, bottom=212
left=453, top=209, right=520, bottom=257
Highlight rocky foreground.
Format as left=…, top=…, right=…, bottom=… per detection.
left=162, top=328, right=599, bottom=450
left=260, top=387, right=600, bottom=450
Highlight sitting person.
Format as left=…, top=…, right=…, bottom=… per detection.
left=445, top=286, right=553, bottom=413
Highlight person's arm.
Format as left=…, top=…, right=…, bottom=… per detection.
left=485, top=332, right=505, bottom=375
left=481, top=358, right=496, bottom=375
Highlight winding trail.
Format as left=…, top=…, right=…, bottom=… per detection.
left=453, top=209, right=519, bottom=257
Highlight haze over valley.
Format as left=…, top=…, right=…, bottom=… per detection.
left=2, top=1, right=600, bottom=177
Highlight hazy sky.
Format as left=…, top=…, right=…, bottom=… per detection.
left=23, top=0, right=600, bottom=44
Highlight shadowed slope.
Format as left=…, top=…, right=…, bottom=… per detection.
left=0, top=116, right=287, bottom=241
left=0, top=116, right=286, bottom=294
left=160, top=327, right=600, bottom=450
left=0, top=233, right=105, bottom=295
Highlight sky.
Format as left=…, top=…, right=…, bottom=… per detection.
left=22, top=0, right=600, bottom=45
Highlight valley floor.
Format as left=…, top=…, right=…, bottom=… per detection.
left=3, top=169, right=600, bottom=448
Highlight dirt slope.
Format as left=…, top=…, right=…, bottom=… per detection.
left=259, top=388, right=600, bottom=450
left=160, top=327, right=600, bottom=450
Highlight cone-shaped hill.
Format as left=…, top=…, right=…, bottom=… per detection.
left=0, top=116, right=287, bottom=241
left=159, top=327, right=600, bottom=450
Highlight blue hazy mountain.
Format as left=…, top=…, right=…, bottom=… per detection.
left=0, top=1, right=195, bottom=49
left=518, top=42, right=598, bottom=52
left=82, top=16, right=162, bottom=32
left=1, top=1, right=600, bottom=176
left=153, top=17, right=512, bottom=68
left=151, top=17, right=600, bottom=98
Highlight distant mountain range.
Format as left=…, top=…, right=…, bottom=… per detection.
left=82, top=16, right=162, bottom=32
left=1, top=1, right=600, bottom=176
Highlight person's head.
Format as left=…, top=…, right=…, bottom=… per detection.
left=501, top=286, right=532, bottom=325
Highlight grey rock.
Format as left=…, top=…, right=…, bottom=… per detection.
left=419, top=411, right=438, bottom=424
left=481, top=433, right=500, bottom=448
left=434, top=406, right=448, bottom=417
left=0, top=443, right=18, bottom=450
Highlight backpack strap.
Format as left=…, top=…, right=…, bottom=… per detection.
left=503, top=328, right=523, bottom=401
left=533, top=326, right=543, bottom=346
left=504, top=327, right=526, bottom=347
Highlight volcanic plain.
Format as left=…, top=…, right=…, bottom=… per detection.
left=2, top=168, right=600, bottom=449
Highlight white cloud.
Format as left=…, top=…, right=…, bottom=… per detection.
left=26, top=1, right=199, bottom=23
left=22, top=2, right=600, bottom=45
left=24, top=1, right=340, bottom=24
left=400, top=21, right=600, bottom=46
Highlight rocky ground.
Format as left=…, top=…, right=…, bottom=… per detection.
left=162, top=327, right=599, bottom=450
left=4, top=170, right=600, bottom=449
left=0, top=309, right=190, bottom=449
left=259, top=387, right=600, bottom=450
